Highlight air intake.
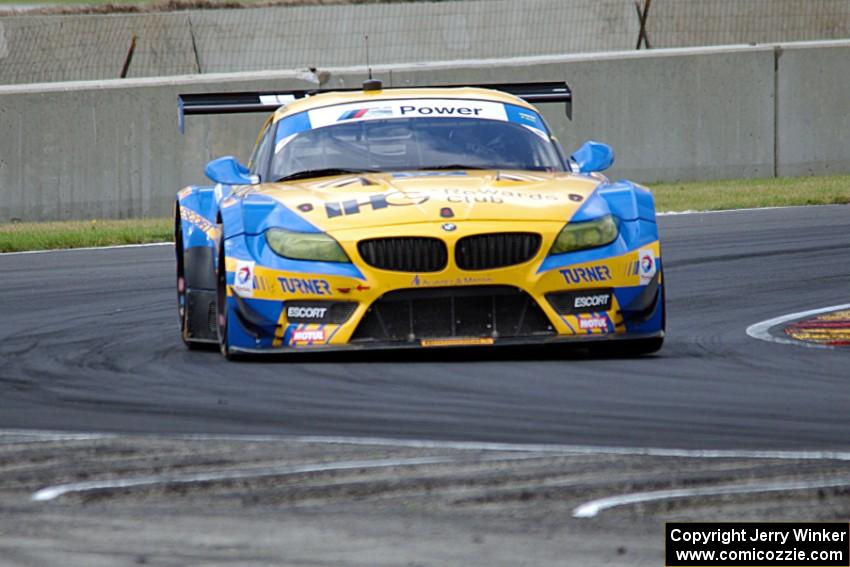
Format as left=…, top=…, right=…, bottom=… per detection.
left=456, top=233, right=541, bottom=270
left=358, top=237, right=448, bottom=272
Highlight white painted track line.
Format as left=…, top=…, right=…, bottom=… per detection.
left=746, top=304, right=850, bottom=349
left=31, top=452, right=548, bottom=502
left=572, top=477, right=850, bottom=518
left=655, top=204, right=836, bottom=216
left=0, top=242, right=172, bottom=256
left=32, top=455, right=459, bottom=502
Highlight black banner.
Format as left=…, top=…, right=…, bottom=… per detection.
left=666, top=522, right=850, bottom=567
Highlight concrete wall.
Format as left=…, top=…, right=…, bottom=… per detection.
left=776, top=41, right=850, bottom=177
left=0, top=41, right=847, bottom=222
left=0, top=0, right=637, bottom=85
left=0, top=13, right=199, bottom=84
left=189, top=0, right=637, bottom=73
left=3, top=0, right=850, bottom=85
left=381, top=47, right=776, bottom=183
left=647, top=0, right=850, bottom=48
left=0, top=71, right=317, bottom=221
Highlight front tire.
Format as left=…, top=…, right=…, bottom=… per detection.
left=216, top=235, right=240, bottom=361
left=612, top=336, right=664, bottom=357
left=176, top=216, right=217, bottom=350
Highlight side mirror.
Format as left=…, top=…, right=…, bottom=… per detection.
left=205, top=156, right=258, bottom=185
left=571, top=141, right=614, bottom=173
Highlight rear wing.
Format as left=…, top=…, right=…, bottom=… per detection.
left=178, top=81, right=572, bottom=132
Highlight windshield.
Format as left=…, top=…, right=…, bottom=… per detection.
left=269, top=99, right=565, bottom=181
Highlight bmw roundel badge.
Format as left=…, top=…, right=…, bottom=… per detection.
left=442, top=223, right=457, bottom=232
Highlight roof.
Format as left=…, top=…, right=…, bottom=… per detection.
left=271, top=86, right=536, bottom=123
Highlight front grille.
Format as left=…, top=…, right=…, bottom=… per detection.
left=358, top=237, right=448, bottom=272
left=456, top=233, right=541, bottom=270
left=350, top=286, right=555, bottom=343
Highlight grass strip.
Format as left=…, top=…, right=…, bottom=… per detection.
left=0, top=218, right=172, bottom=253
left=651, top=174, right=850, bottom=212
left=0, top=174, right=848, bottom=252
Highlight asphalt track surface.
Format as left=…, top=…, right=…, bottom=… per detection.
left=1, top=206, right=847, bottom=450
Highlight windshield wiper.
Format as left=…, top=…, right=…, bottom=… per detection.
left=274, top=168, right=380, bottom=183
left=415, top=164, right=489, bottom=171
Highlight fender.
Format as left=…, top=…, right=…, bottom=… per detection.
left=176, top=185, right=221, bottom=250
left=596, top=180, right=657, bottom=223
left=537, top=181, right=659, bottom=273
left=175, top=185, right=224, bottom=342
left=572, top=180, right=656, bottom=224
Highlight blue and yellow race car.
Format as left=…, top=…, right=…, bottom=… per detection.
left=175, top=81, right=664, bottom=359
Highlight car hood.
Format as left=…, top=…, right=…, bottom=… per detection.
left=250, top=170, right=603, bottom=231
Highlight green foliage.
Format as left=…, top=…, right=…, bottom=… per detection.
left=0, top=218, right=172, bottom=252
left=650, top=174, right=850, bottom=212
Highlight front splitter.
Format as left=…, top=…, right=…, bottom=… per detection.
left=229, top=330, right=664, bottom=355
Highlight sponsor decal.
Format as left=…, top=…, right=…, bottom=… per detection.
left=579, top=316, right=609, bottom=331
left=290, top=328, right=327, bottom=344
left=287, top=306, right=328, bottom=320
left=399, top=104, right=484, bottom=117
left=421, top=337, right=495, bottom=348
left=309, top=99, right=507, bottom=130
left=325, top=190, right=429, bottom=219
left=569, top=193, right=584, bottom=202
left=549, top=290, right=613, bottom=315
left=179, top=207, right=220, bottom=240
left=440, top=207, right=455, bottom=218
left=278, top=277, right=332, bottom=296
left=233, top=260, right=255, bottom=297
left=338, top=106, right=394, bottom=121
left=504, top=104, right=547, bottom=135
left=574, top=292, right=611, bottom=310
left=638, top=248, right=657, bottom=284
left=559, top=265, right=612, bottom=285
left=441, top=187, right=559, bottom=205
left=280, top=100, right=546, bottom=149
left=411, top=275, right=493, bottom=287
left=297, top=203, right=313, bottom=213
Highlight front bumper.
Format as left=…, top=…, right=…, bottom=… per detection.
left=220, top=230, right=665, bottom=352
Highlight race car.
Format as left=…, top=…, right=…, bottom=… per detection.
left=175, top=80, right=664, bottom=359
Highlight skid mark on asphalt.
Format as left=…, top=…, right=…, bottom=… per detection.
left=6, top=429, right=850, bottom=461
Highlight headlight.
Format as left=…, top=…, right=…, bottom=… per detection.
left=265, top=228, right=349, bottom=263
left=549, top=215, right=618, bottom=255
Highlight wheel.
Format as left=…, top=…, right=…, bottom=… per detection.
left=176, top=210, right=218, bottom=350
left=177, top=219, right=203, bottom=350
left=591, top=272, right=666, bottom=358
left=612, top=336, right=664, bottom=357
left=215, top=235, right=240, bottom=361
